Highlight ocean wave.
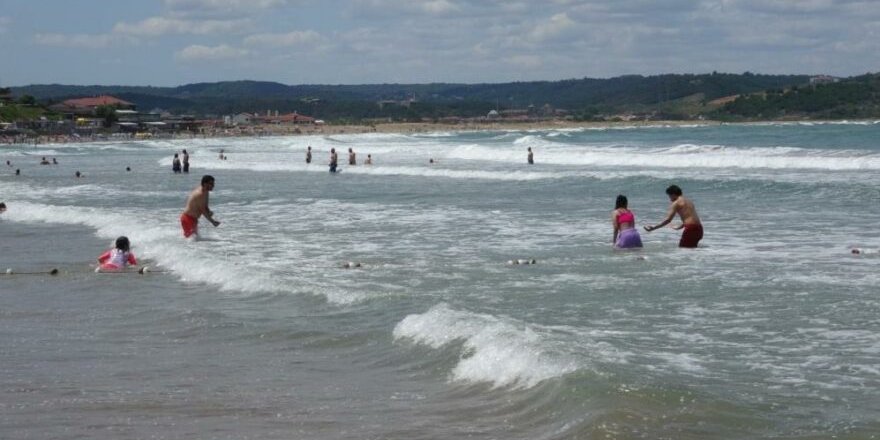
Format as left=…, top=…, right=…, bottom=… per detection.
left=446, top=144, right=880, bottom=170
left=393, top=303, right=576, bottom=389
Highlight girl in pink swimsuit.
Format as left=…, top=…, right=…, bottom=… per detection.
left=97, top=236, right=138, bottom=271
left=612, top=195, right=643, bottom=249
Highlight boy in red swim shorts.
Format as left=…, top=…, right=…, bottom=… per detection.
left=644, top=184, right=703, bottom=248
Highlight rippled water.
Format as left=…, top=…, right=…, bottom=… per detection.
left=2, top=122, right=879, bottom=439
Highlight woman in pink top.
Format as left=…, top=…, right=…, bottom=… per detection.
left=612, top=195, right=643, bottom=249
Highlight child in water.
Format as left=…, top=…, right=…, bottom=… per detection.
left=96, top=236, right=138, bottom=271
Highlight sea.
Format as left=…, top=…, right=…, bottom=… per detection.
left=1, top=122, right=879, bottom=439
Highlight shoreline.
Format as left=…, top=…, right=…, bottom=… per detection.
left=2, top=118, right=878, bottom=147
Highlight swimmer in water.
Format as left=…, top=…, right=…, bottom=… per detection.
left=612, top=194, right=642, bottom=249
left=644, top=184, right=703, bottom=248
left=172, top=153, right=182, bottom=173
left=97, top=236, right=138, bottom=271
left=329, top=148, right=338, bottom=173
left=180, top=175, right=220, bottom=238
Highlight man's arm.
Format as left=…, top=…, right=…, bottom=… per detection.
left=199, top=193, right=220, bottom=227
left=644, top=203, right=677, bottom=232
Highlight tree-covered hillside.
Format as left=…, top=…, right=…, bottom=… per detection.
left=14, top=72, right=880, bottom=122
left=717, top=74, right=880, bottom=119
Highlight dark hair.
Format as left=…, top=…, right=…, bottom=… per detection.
left=201, top=175, right=215, bottom=185
left=615, top=195, right=628, bottom=209
left=115, top=236, right=130, bottom=252
left=665, top=185, right=682, bottom=196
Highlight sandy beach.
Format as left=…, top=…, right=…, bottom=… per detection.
left=1, top=119, right=723, bottom=146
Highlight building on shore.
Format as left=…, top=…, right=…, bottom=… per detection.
left=49, top=95, right=136, bottom=115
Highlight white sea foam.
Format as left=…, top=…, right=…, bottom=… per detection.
left=393, top=303, right=576, bottom=388
left=3, top=201, right=291, bottom=293
left=447, top=144, right=880, bottom=170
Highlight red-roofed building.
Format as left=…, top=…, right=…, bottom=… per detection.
left=50, top=95, right=136, bottom=116
left=63, top=95, right=135, bottom=109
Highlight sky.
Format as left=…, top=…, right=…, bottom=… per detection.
left=1, top=0, right=878, bottom=87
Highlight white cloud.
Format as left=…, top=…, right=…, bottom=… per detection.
left=505, top=54, right=543, bottom=68
left=175, top=44, right=250, bottom=61
left=164, top=0, right=289, bottom=17
left=350, top=0, right=463, bottom=17
left=422, top=0, right=461, bottom=14
left=243, top=30, right=321, bottom=47
left=113, top=17, right=250, bottom=36
left=529, top=13, right=575, bottom=41
left=33, top=33, right=117, bottom=49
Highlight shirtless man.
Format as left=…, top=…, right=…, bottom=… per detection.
left=306, top=146, right=312, bottom=164
left=182, top=149, right=190, bottom=173
left=527, top=147, right=534, bottom=164
left=172, top=153, right=182, bottom=173
left=180, top=175, right=220, bottom=238
left=644, top=184, right=703, bottom=248
left=329, top=148, right=338, bottom=173
left=348, top=148, right=356, bottom=165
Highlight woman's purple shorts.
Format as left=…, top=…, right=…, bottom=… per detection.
left=615, top=228, right=643, bottom=249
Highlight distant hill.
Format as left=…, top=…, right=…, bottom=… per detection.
left=717, top=73, right=880, bottom=119
left=7, top=73, right=824, bottom=121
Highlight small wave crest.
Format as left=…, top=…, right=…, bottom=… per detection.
left=393, top=303, right=575, bottom=388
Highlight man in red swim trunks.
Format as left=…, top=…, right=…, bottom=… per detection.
left=181, top=175, right=221, bottom=238
left=644, top=184, right=703, bottom=248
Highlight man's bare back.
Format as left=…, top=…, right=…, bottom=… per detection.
left=183, top=186, right=211, bottom=220
left=671, top=196, right=701, bottom=227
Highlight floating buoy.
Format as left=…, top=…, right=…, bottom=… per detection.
left=5, top=268, right=12, bottom=274
left=138, top=266, right=150, bottom=274
left=49, top=268, right=59, bottom=275
left=508, top=259, right=537, bottom=265
left=342, top=261, right=362, bottom=269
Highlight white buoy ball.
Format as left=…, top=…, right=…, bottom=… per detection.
left=6, top=268, right=12, bottom=274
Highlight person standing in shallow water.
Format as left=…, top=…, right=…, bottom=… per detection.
left=182, top=149, right=190, bottom=173
left=527, top=147, right=534, bottom=164
left=329, top=148, right=338, bottom=173
left=172, top=153, right=182, bottom=173
left=180, top=175, right=220, bottom=238
left=644, top=184, right=703, bottom=248
left=306, top=146, right=312, bottom=164
left=348, top=148, right=356, bottom=165
left=612, top=195, right=642, bottom=249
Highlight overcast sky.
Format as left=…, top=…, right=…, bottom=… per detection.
left=1, top=0, right=878, bottom=87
